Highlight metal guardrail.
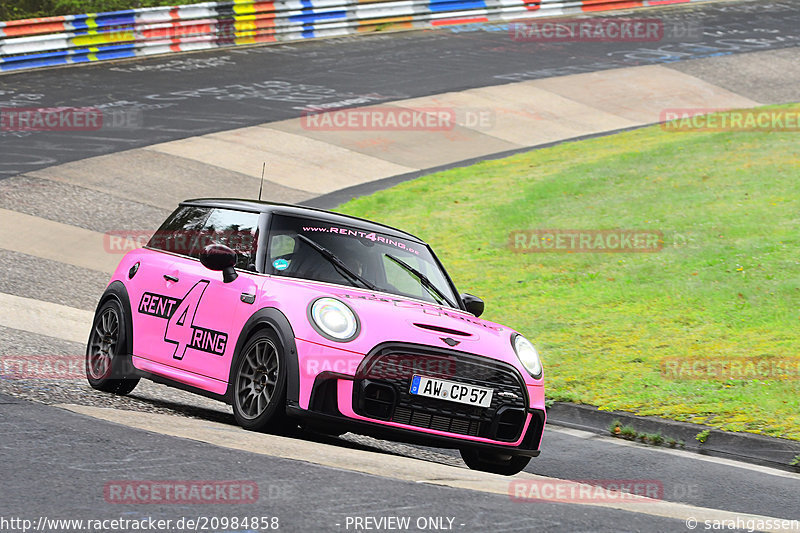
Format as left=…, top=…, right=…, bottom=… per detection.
left=0, top=0, right=713, bottom=72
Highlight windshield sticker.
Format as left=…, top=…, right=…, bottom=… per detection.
left=273, top=258, right=290, bottom=271
left=301, top=225, right=421, bottom=255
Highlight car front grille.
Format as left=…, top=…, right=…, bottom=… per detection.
left=353, top=344, right=529, bottom=442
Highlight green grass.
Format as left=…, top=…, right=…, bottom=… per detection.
left=339, top=103, right=800, bottom=441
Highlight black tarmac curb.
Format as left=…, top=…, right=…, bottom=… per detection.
left=303, top=124, right=649, bottom=210
left=546, top=402, right=800, bottom=473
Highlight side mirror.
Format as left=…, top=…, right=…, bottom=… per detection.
left=461, top=293, right=484, bottom=317
left=200, top=244, right=238, bottom=283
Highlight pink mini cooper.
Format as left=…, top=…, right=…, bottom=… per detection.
left=87, top=199, right=546, bottom=475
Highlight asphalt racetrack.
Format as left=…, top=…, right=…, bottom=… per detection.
left=2, top=0, right=800, bottom=179
left=1, top=0, right=800, bottom=531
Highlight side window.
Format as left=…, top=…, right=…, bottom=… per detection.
left=269, top=235, right=296, bottom=258
left=148, top=206, right=210, bottom=256
left=266, top=234, right=297, bottom=274
left=198, top=209, right=260, bottom=271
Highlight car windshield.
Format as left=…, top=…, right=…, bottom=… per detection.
left=266, top=214, right=460, bottom=308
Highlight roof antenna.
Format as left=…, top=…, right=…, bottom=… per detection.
left=258, top=162, right=266, bottom=202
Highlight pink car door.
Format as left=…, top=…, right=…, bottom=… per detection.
left=152, top=261, right=238, bottom=382
left=128, top=252, right=187, bottom=361
left=146, top=207, right=263, bottom=387
left=129, top=203, right=211, bottom=362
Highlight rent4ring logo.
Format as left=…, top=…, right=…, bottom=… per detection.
left=138, top=281, right=228, bottom=358
left=138, top=292, right=182, bottom=319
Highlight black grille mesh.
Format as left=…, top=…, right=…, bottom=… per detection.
left=354, top=345, right=528, bottom=441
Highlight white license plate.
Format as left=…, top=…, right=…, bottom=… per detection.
left=409, top=375, right=493, bottom=408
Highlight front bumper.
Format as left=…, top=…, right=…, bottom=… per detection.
left=291, top=340, right=546, bottom=456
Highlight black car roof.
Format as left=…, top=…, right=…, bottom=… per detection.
left=181, top=198, right=425, bottom=243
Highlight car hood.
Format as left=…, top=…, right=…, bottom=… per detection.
left=260, top=276, right=524, bottom=369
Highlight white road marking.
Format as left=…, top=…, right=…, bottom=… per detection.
left=0, top=208, right=126, bottom=274
left=0, top=292, right=93, bottom=345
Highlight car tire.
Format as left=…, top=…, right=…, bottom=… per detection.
left=86, top=298, right=140, bottom=395
left=232, top=329, right=292, bottom=433
left=460, top=448, right=531, bottom=476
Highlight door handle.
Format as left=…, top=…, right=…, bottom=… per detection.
left=163, top=274, right=179, bottom=282
left=240, top=293, right=255, bottom=304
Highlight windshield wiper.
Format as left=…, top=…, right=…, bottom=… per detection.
left=384, top=253, right=457, bottom=308
left=298, top=234, right=377, bottom=291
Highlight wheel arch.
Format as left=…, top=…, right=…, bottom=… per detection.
left=95, top=280, right=134, bottom=357
left=226, top=307, right=299, bottom=407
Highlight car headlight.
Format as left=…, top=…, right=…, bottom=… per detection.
left=512, top=334, right=543, bottom=379
left=308, top=297, right=360, bottom=342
